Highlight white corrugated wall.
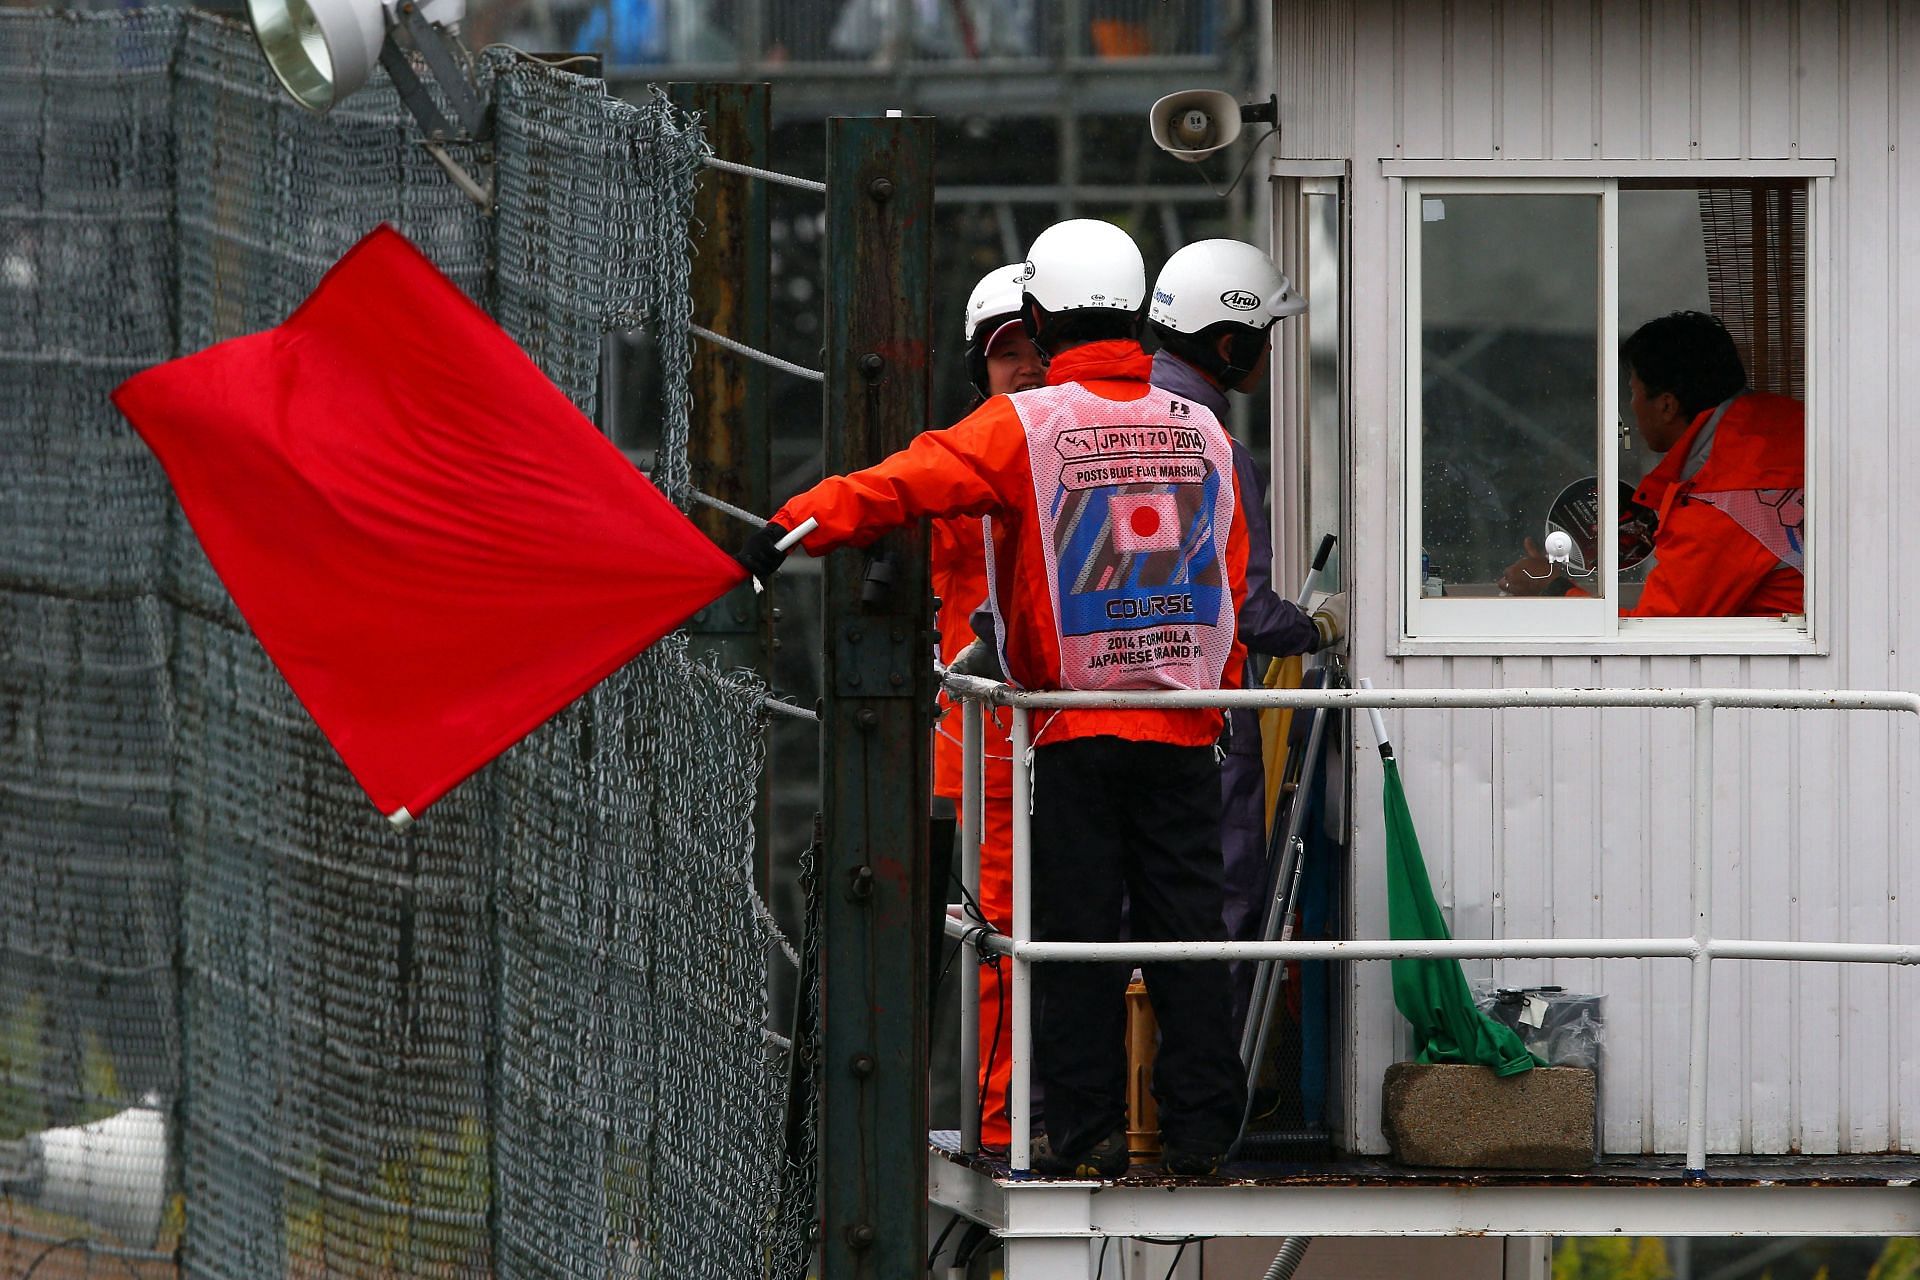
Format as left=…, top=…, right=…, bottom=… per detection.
left=1275, top=0, right=1920, bottom=1156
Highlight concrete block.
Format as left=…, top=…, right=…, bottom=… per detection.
left=1381, top=1062, right=1596, bottom=1171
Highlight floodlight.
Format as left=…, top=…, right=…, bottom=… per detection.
left=0, top=1098, right=169, bottom=1247
left=248, top=0, right=388, bottom=112
left=243, top=0, right=493, bottom=203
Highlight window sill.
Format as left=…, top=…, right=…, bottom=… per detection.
left=1391, top=620, right=1822, bottom=658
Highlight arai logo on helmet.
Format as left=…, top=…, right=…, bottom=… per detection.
left=1219, top=289, right=1261, bottom=311
left=1018, top=261, right=1036, bottom=282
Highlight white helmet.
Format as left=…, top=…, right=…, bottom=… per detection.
left=963, top=262, right=1026, bottom=341
left=962, top=262, right=1030, bottom=398
left=1148, top=239, right=1305, bottom=335
left=1148, top=239, right=1304, bottom=387
left=1018, top=219, right=1146, bottom=351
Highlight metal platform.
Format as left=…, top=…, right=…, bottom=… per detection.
left=929, top=1131, right=1920, bottom=1266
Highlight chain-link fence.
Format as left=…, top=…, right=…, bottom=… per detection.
left=2, top=9, right=800, bottom=1276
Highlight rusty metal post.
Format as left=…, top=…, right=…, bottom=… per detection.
left=817, top=114, right=935, bottom=1280
left=669, top=82, right=774, bottom=891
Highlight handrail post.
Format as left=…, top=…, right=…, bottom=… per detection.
left=959, top=696, right=983, bottom=1154
left=1686, top=698, right=1715, bottom=1177
left=1009, top=704, right=1033, bottom=1173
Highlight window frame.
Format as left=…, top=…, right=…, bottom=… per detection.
left=1390, top=166, right=1828, bottom=657
left=1271, top=168, right=1348, bottom=597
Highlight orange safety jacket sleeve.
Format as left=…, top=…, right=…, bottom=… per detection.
left=770, top=398, right=1027, bottom=554
left=774, top=359, right=1252, bottom=746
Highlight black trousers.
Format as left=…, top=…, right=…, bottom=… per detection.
left=1031, top=736, right=1246, bottom=1155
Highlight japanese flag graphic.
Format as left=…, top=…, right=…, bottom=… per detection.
left=1108, top=489, right=1182, bottom=554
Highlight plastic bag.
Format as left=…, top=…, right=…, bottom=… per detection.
left=1470, top=982, right=1605, bottom=1071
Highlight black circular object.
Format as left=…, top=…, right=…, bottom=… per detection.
left=1545, top=478, right=1660, bottom=574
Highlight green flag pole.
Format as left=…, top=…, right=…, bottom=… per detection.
left=1359, top=679, right=1537, bottom=1075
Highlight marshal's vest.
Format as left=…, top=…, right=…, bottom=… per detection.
left=1634, top=390, right=1805, bottom=572
left=997, top=381, right=1239, bottom=693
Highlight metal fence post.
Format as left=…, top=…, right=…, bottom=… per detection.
left=669, top=81, right=774, bottom=891
left=959, top=696, right=983, bottom=1154
left=1009, top=704, right=1033, bottom=1173
left=818, top=113, right=935, bottom=1280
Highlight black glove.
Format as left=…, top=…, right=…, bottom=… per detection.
left=735, top=521, right=790, bottom=586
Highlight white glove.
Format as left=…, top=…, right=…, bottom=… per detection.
left=1310, top=591, right=1348, bottom=651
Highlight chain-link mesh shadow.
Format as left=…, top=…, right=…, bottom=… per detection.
left=2, top=11, right=801, bottom=1276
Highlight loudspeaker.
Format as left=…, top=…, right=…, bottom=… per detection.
left=1148, top=89, right=1245, bottom=162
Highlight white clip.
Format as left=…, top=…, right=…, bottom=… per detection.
left=1521, top=529, right=1597, bottom=581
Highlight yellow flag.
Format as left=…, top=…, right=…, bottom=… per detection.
left=1258, top=655, right=1304, bottom=835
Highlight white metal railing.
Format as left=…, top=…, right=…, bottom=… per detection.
left=941, top=674, right=1920, bottom=1178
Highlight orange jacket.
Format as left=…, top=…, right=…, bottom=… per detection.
left=1628, top=392, right=1804, bottom=617
left=772, top=340, right=1250, bottom=748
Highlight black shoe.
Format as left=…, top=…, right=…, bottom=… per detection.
left=1161, top=1144, right=1225, bottom=1177
left=1030, top=1128, right=1129, bottom=1179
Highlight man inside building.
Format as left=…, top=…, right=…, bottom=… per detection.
left=736, top=218, right=1251, bottom=1178
left=931, top=262, right=1042, bottom=1149
left=1146, top=239, right=1343, bottom=1035
left=1500, top=310, right=1804, bottom=615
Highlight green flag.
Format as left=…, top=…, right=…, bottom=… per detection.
left=1383, top=755, right=1538, bottom=1074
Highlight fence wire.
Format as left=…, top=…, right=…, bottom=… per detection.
left=1, top=12, right=188, bottom=1278
left=2, top=10, right=801, bottom=1277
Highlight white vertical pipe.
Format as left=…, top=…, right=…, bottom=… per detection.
left=1686, top=699, right=1715, bottom=1176
left=1357, top=676, right=1391, bottom=749
left=1598, top=184, right=1620, bottom=606
left=958, top=697, right=983, bottom=1154
left=1009, top=705, right=1033, bottom=1172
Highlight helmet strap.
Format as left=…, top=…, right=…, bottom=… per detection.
left=964, top=342, right=991, bottom=398
left=1021, top=297, right=1056, bottom=360
left=1219, top=324, right=1275, bottom=390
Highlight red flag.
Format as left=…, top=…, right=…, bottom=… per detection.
left=113, top=225, right=746, bottom=824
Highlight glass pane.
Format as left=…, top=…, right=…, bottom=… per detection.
left=1617, top=183, right=1807, bottom=620
left=1419, top=193, right=1602, bottom=599
left=1304, top=190, right=1342, bottom=593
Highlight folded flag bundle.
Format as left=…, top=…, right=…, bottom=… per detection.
left=1359, top=684, right=1538, bottom=1075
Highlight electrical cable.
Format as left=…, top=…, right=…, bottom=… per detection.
left=1261, top=1236, right=1313, bottom=1280
left=926, top=1213, right=961, bottom=1271
left=942, top=863, right=1009, bottom=1148
left=480, top=43, right=602, bottom=70
left=1194, top=125, right=1279, bottom=199
left=933, top=720, right=1015, bottom=761
left=935, top=931, right=967, bottom=992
